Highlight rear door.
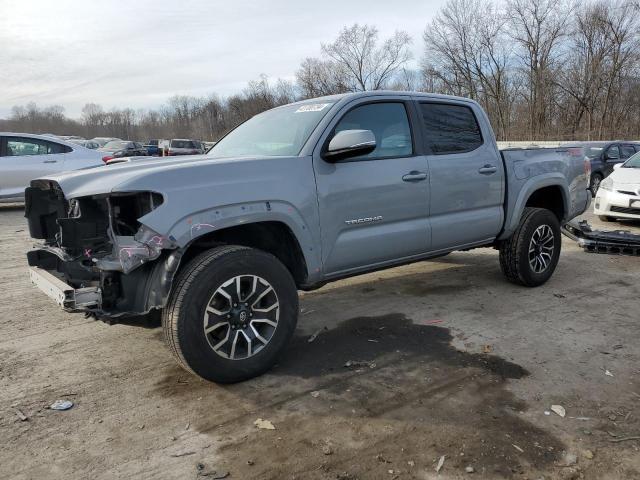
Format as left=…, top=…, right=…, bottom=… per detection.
left=313, top=98, right=431, bottom=276
left=417, top=100, right=504, bottom=251
left=0, top=136, right=68, bottom=199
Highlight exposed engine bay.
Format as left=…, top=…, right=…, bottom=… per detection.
left=25, top=180, right=181, bottom=320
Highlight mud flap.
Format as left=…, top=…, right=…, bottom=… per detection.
left=562, top=220, right=640, bottom=255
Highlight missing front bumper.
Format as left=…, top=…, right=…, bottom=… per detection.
left=562, top=220, right=640, bottom=255
left=29, top=267, right=102, bottom=310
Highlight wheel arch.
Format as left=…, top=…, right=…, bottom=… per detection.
left=179, top=220, right=310, bottom=287
left=500, top=176, right=569, bottom=240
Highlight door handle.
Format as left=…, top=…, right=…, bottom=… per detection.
left=478, top=164, right=497, bottom=175
left=43, top=160, right=58, bottom=164
left=402, top=171, right=428, bottom=182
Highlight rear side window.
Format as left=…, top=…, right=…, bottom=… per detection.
left=332, top=102, right=413, bottom=160
left=621, top=145, right=635, bottom=158
left=3, top=137, right=70, bottom=156
left=606, top=146, right=620, bottom=159
left=419, top=103, right=483, bottom=154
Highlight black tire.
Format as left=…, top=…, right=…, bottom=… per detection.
left=598, top=215, right=616, bottom=222
left=590, top=173, right=603, bottom=197
left=162, top=245, right=298, bottom=383
left=499, top=207, right=562, bottom=287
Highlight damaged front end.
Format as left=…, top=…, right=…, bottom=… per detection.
left=25, top=180, right=181, bottom=321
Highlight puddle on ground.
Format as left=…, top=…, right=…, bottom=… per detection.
left=274, top=313, right=527, bottom=379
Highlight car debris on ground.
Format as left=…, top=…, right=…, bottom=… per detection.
left=254, top=418, right=275, bottom=430
left=49, top=400, right=74, bottom=411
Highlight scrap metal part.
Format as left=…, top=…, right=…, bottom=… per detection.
left=562, top=220, right=640, bottom=255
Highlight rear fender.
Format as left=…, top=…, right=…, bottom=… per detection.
left=500, top=174, right=569, bottom=240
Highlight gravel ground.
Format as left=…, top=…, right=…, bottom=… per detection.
left=1, top=204, right=639, bottom=480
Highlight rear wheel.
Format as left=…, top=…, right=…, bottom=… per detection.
left=162, top=245, right=299, bottom=383
left=590, top=173, right=603, bottom=197
left=499, top=208, right=561, bottom=287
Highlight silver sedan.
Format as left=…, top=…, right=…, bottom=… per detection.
left=0, top=132, right=104, bottom=202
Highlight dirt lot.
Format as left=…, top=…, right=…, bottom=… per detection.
left=1, top=205, right=639, bottom=480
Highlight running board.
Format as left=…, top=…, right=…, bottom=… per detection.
left=562, top=220, right=640, bottom=256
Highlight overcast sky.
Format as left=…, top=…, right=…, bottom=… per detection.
left=0, top=0, right=447, bottom=118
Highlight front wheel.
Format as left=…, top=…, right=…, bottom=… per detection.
left=162, top=245, right=299, bottom=383
left=499, top=208, right=562, bottom=287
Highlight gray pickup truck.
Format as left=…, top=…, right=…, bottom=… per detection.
left=25, top=91, right=591, bottom=383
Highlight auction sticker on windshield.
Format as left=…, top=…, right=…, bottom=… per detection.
left=296, top=103, right=331, bottom=113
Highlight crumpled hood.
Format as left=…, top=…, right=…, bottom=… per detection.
left=36, top=154, right=286, bottom=198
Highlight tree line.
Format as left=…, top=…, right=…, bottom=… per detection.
left=2, top=0, right=639, bottom=142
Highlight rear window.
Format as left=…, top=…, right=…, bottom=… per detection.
left=171, top=140, right=196, bottom=149
left=419, top=103, right=483, bottom=154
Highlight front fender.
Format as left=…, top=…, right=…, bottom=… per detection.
left=141, top=200, right=323, bottom=283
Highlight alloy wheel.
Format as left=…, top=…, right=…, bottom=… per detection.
left=528, top=225, right=555, bottom=274
left=203, top=275, right=279, bottom=360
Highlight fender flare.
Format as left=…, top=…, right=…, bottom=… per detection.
left=155, top=200, right=322, bottom=281
left=500, top=174, right=570, bottom=240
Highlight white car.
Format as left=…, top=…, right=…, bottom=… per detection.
left=0, top=132, right=105, bottom=203
left=594, top=152, right=640, bottom=221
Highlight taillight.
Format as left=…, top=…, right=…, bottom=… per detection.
left=102, top=155, right=114, bottom=163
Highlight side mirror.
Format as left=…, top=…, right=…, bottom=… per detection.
left=324, top=129, right=376, bottom=161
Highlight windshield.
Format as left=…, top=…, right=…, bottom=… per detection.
left=623, top=151, right=640, bottom=168
left=208, top=102, right=334, bottom=158
left=103, top=141, right=129, bottom=150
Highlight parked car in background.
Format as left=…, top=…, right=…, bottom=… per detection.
left=594, top=151, right=640, bottom=222
left=166, top=138, right=204, bottom=155
left=98, top=140, right=148, bottom=162
left=144, top=139, right=161, bottom=156
left=203, top=141, right=216, bottom=153
left=91, top=137, right=121, bottom=147
left=59, top=135, right=85, bottom=141
left=69, top=139, right=100, bottom=149
left=0, top=132, right=103, bottom=202
left=564, top=141, right=640, bottom=196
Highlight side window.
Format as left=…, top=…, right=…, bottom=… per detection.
left=332, top=102, right=413, bottom=160
left=5, top=137, right=48, bottom=156
left=419, top=103, right=483, bottom=154
left=621, top=145, right=635, bottom=158
left=44, top=140, right=71, bottom=154
left=3, top=137, right=70, bottom=156
left=606, top=146, right=620, bottom=160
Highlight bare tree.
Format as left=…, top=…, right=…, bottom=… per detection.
left=321, top=24, right=412, bottom=91
left=505, top=0, right=572, bottom=139
left=423, top=0, right=515, bottom=138
left=296, top=57, right=350, bottom=97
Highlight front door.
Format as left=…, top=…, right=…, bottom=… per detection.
left=313, top=100, right=431, bottom=276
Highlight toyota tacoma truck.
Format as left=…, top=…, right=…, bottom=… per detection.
left=24, top=91, right=591, bottom=383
